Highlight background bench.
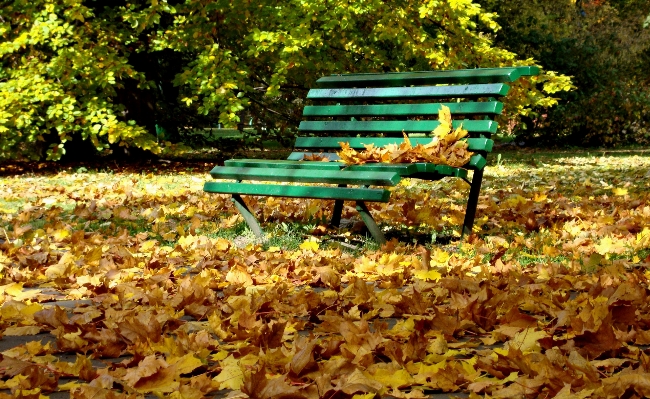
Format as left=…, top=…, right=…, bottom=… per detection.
left=204, top=67, right=540, bottom=243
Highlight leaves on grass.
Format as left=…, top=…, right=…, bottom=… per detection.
left=0, top=153, right=649, bottom=397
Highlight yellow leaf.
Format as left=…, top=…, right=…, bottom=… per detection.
left=300, top=240, right=319, bottom=251
left=3, top=325, right=41, bottom=336
left=533, top=193, right=548, bottom=202
left=369, top=367, right=413, bottom=389
left=213, top=355, right=244, bottom=390
left=636, top=227, right=650, bottom=249
left=612, top=187, right=628, bottom=196
left=211, top=350, right=229, bottom=362
left=595, top=236, right=626, bottom=255
left=432, top=249, right=451, bottom=265
left=45, top=252, right=75, bottom=279
left=53, top=228, right=70, bottom=241
left=140, top=240, right=157, bottom=252
left=437, top=105, right=452, bottom=129
left=543, top=245, right=560, bottom=257
left=507, top=328, right=548, bottom=353
left=58, top=381, right=84, bottom=391
left=76, top=275, right=102, bottom=287
left=0, top=282, right=24, bottom=297
left=225, top=266, right=253, bottom=287
left=413, top=269, right=442, bottom=282
left=215, top=238, right=231, bottom=251
left=162, top=231, right=177, bottom=241
left=170, top=354, right=203, bottom=375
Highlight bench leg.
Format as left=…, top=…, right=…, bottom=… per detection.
left=330, top=184, right=347, bottom=228
left=330, top=199, right=344, bottom=228
left=462, top=169, right=484, bottom=238
left=356, top=201, right=386, bottom=244
left=231, top=194, right=264, bottom=238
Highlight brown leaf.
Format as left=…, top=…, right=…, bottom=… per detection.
left=290, top=338, right=318, bottom=376
left=337, top=368, right=384, bottom=395
left=598, top=373, right=650, bottom=398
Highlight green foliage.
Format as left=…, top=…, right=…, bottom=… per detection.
left=477, top=0, right=650, bottom=146
left=0, top=1, right=164, bottom=161
left=1, top=0, right=571, bottom=161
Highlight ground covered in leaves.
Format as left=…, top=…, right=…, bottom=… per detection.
left=0, top=151, right=649, bottom=399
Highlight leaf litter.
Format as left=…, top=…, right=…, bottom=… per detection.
left=0, top=152, right=649, bottom=398
left=337, top=106, right=473, bottom=167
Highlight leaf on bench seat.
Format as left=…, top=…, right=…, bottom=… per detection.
left=303, top=153, right=331, bottom=162
left=335, top=105, right=474, bottom=167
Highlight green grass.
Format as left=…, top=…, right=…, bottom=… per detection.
left=0, top=198, right=36, bottom=213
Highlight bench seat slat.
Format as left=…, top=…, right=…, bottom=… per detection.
left=204, top=182, right=391, bottom=202
left=307, top=84, right=509, bottom=100
left=294, top=137, right=494, bottom=152
left=225, top=159, right=420, bottom=176
left=298, top=120, right=497, bottom=135
left=302, top=102, right=503, bottom=117
left=223, top=158, right=472, bottom=179
left=225, top=159, right=342, bottom=170
left=209, top=166, right=400, bottom=186
left=316, top=67, right=541, bottom=88
left=347, top=163, right=469, bottom=179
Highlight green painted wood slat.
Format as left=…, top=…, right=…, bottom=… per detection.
left=209, top=166, right=400, bottom=186
left=316, top=66, right=541, bottom=88
left=294, top=137, right=493, bottom=152
left=225, top=159, right=418, bottom=176
left=302, top=102, right=503, bottom=117
left=468, top=154, right=487, bottom=170
left=203, top=182, right=391, bottom=202
left=413, top=163, right=469, bottom=177
left=224, top=158, right=472, bottom=178
left=306, top=83, right=510, bottom=100
left=298, top=120, right=497, bottom=135
left=224, top=159, right=342, bottom=170
left=348, top=163, right=469, bottom=178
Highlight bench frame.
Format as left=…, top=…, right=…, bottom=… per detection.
left=204, top=67, right=540, bottom=243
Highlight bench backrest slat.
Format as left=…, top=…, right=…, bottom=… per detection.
left=302, top=101, right=503, bottom=117
left=316, top=67, right=539, bottom=88
left=298, top=120, right=497, bottom=135
left=306, top=83, right=510, bottom=101
left=294, top=137, right=493, bottom=152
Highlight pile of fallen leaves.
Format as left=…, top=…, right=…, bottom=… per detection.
left=0, top=151, right=649, bottom=398
left=337, top=106, right=474, bottom=167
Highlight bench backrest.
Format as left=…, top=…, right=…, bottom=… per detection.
left=290, top=67, right=540, bottom=169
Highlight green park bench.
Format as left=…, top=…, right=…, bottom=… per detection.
left=204, top=67, right=540, bottom=244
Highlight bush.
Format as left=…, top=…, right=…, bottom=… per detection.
left=477, top=0, right=650, bottom=146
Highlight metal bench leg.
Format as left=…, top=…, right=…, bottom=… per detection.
left=231, top=194, right=264, bottom=238
left=356, top=201, right=386, bottom=244
left=462, top=169, right=484, bottom=238
left=330, top=184, right=347, bottom=228
left=330, top=200, right=344, bottom=228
